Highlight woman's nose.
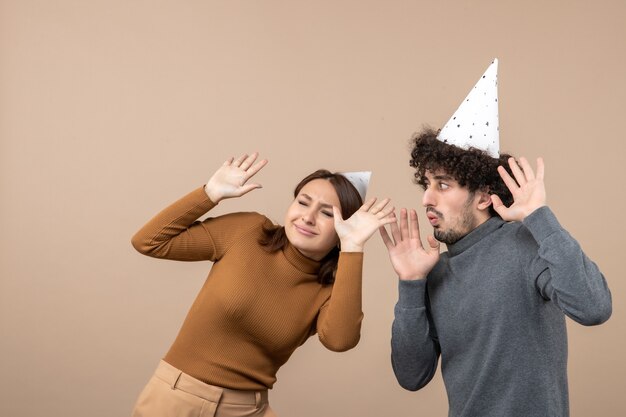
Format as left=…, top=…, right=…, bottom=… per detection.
left=301, top=208, right=316, bottom=224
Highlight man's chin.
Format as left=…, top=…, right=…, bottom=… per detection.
left=434, top=229, right=463, bottom=245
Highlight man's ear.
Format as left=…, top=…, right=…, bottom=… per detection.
left=476, top=191, right=493, bottom=212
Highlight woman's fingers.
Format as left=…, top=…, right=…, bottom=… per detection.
left=237, top=183, right=263, bottom=196
left=360, top=197, right=378, bottom=212
left=240, top=152, right=259, bottom=171
left=376, top=203, right=395, bottom=219
left=332, top=205, right=343, bottom=222
left=373, top=198, right=391, bottom=210
left=245, top=158, right=268, bottom=179
left=233, top=153, right=248, bottom=167
left=380, top=215, right=397, bottom=226
left=363, top=197, right=391, bottom=215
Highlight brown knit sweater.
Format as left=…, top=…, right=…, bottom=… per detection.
left=131, top=187, right=364, bottom=390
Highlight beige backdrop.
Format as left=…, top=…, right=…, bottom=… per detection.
left=1, top=1, right=624, bottom=416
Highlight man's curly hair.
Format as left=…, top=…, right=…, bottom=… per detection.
left=410, top=127, right=515, bottom=217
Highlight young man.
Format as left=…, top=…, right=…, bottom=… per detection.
left=380, top=60, right=612, bottom=417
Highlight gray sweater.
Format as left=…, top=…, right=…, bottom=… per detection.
left=391, top=206, right=612, bottom=417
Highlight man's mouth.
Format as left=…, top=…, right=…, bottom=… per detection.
left=426, top=208, right=443, bottom=226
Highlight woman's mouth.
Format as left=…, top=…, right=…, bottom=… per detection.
left=294, top=224, right=317, bottom=236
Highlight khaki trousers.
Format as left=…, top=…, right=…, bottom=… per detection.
left=131, top=360, right=276, bottom=417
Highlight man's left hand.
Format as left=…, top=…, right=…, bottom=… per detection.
left=491, top=157, right=546, bottom=222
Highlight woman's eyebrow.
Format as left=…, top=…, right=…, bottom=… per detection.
left=300, top=194, right=333, bottom=209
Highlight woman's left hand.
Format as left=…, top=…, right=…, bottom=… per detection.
left=334, top=198, right=396, bottom=252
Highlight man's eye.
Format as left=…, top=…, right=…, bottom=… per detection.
left=439, top=183, right=449, bottom=190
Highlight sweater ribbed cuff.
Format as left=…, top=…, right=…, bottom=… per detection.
left=338, top=252, right=364, bottom=261
left=398, top=279, right=427, bottom=309
left=523, top=206, right=562, bottom=243
left=195, top=185, right=218, bottom=209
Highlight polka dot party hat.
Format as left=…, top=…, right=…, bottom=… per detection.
left=340, top=171, right=371, bottom=202
left=437, top=59, right=500, bottom=158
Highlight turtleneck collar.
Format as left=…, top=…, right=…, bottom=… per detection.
left=447, top=216, right=505, bottom=257
left=283, top=241, right=321, bottom=275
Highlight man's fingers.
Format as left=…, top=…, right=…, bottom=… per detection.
left=379, top=226, right=394, bottom=249
left=508, top=157, right=527, bottom=186
left=404, top=208, right=425, bottom=249
left=409, top=209, right=420, bottom=241
left=536, top=157, right=545, bottom=181
left=390, top=217, right=402, bottom=242
left=399, top=208, right=410, bottom=240
left=490, top=194, right=507, bottom=217
left=427, top=235, right=440, bottom=251
left=498, top=165, right=519, bottom=194
left=518, top=157, right=535, bottom=181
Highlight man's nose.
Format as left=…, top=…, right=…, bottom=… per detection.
left=422, top=187, right=435, bottom=207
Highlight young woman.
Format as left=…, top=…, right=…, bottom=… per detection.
left=130, top=152, right=394, bottom=417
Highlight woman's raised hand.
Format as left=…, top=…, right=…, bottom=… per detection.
left=333, top=197, right=396, bottom=252
left=205, top=153, right=268, bottom=203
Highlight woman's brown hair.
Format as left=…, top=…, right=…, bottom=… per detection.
left=259, top=169, right=363, bottom=285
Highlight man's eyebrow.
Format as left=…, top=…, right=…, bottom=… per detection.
left=433, top=174, right=455, bottom=181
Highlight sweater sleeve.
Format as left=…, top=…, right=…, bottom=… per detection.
left=131, top=186, right=266, bottom=262
left=315, top=252, right=364, bottom=352
left=523, top=206, right=612, bottom=326
left=391, top=279, right=440, bottom=391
